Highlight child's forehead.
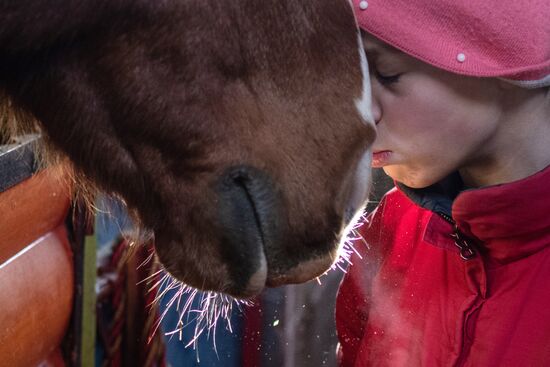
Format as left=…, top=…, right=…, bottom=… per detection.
left=361, top=33, right=414, bottom=64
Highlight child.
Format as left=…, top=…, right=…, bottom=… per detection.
left=336, top=0, right=550, bottom=366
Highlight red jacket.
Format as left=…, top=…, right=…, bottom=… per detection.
left=336, top=166, right=550, bottom=367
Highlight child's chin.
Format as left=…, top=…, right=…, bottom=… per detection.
left=383, top=167, right=443, bottom=189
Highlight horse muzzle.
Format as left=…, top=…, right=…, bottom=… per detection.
left=216, top=165, right=277, bottom=297
left=215, top=161, right=370, bottom=297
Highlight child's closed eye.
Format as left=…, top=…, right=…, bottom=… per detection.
left=373, top=68, right=402, bottom=86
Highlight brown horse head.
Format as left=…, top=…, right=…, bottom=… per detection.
left=0, top=0, right=375, bottom=297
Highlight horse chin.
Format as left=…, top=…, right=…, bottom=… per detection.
left=266, top=252, right=336, bottom=288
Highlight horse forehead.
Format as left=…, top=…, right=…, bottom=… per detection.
left=235, top=2, right=360, bottom=72
left=228, top=0, right=357, bottom=47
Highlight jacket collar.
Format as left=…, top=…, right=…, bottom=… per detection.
left=396, top=172, right=463, bottom=218
left=397, top=165, right=550, bottom=264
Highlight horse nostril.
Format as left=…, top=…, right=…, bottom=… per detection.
left=220, top=167, right=267, bottom=243
left=216, top=166, right=278, bottom=295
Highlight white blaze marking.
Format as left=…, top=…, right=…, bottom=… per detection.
left=347, top=149, right=372, bottom=215
left=344, top=0, right=374, bottom=126
left=355, top=33, right=374, bottom=126
left=346, top=30, right=374, bottom=215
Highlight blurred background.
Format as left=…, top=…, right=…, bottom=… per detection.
left=0, top=134, right=392, bottom=367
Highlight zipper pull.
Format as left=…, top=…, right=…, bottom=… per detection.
left=437, top=212, right=477, bottom=261
left=451, top=225, right=476, bottom=260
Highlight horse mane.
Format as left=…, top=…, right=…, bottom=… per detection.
left=0, top=90, right=150, bottom=246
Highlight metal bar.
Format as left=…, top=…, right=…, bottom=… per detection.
left=0, top=134, right=39, bottom=193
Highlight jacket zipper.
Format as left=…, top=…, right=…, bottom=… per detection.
left=454, top=302, right=484, bottom=367
left=437, top=212, right=476, bottom=260
left=438, top=212, right=483, bottom=367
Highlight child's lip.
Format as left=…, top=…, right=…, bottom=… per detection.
left=372, top=150, right=393, bottom=168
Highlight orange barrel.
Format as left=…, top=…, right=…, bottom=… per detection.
left=0, top=169, right=73, bottom=366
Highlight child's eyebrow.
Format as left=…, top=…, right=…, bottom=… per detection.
left=364, top=46, right=379, bottom=58
left=363, top=46, right=382, bottom=64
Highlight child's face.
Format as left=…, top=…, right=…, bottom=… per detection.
left=363, top=34, right=505, bottom=188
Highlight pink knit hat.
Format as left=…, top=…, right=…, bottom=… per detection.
left=353, top=0, right=550, bottom=88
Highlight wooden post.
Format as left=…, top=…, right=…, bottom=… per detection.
left=65, top=201, right=97, bottom=367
